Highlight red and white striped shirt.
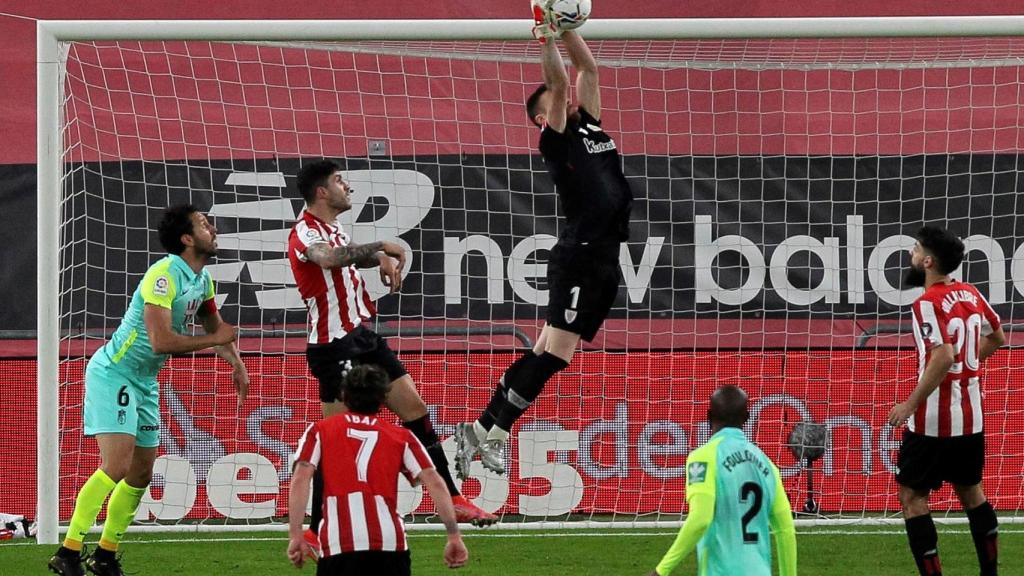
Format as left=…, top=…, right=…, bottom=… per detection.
left=288, top=210, right=376, bottom=344
left=294, top=413, right=434, bottom=557
left=909, top=280, right=1001, bottom=437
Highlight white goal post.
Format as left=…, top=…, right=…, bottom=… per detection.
left=37, top=17, right=1024, bottom=545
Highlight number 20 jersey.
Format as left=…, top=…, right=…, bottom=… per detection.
left=910, top=280, right=1001, bottom=437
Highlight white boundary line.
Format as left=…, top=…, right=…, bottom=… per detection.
left=5, top=528, right=1024, bottom=547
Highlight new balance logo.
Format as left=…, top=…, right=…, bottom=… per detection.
left=207, top=169, right=433, bottom=311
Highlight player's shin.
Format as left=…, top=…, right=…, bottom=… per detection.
left=403, top=415, right=460, bottom=496
left=966, top=501, right=999, bottom=576
left=905, top=514, right=943, bottom=576
left=477, top=351, right=536, bottom=431
left=492, top=352, right=568, bottom=433
left=63, top=469, right=117, bottom=551
left=97, top=480, right=146, bottom=552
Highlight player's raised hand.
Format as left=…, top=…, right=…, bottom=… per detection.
left=378, top=254, right=403, bottom=294
left=531, top=0, right=561, bottom=43
left=379, top=240, right=407, bottom=272
left=444, top=535, right=468, bottom=568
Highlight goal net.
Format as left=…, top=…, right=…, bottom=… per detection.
left=33, top=19, right=1024, bottom=540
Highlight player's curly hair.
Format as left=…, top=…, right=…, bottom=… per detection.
left=158, top=204, right=199, bottom=255
left=341, top=364, right=391, bottom=415
left=526, top=84, right=548, bottom=128
left=297, top=159, right=342, bottom=204
left=916, top=225, right=965, bottom=274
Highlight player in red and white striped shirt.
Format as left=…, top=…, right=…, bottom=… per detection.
left=888, top=226, right=1004, bottom=576
left=288, top=160, right=496, bottom=545
left=288, top=365, right=468, bottom=574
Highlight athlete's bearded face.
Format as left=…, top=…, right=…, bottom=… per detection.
left=323, top=171, right=353, bottom=213
left=188, top=212, right=218, bottom=259
left=904, top=241, right=928, bottom=288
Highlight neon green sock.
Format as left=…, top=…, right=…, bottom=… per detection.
left=98, top=480, right=147, bottom=551
left=63, top=469, right=117, bottom=549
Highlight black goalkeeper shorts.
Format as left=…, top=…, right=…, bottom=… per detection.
left=545, top=243, right=622, bottom=342
left=896, top=431, right=985, bottom=492
left=318, top=550, right=410, bottom=576
left=306, top=324, right=408, bottom=403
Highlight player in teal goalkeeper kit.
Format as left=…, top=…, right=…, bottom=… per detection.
left=49, top=205, right=248, bottom=576
left=650, top=386, right=798, bottom=576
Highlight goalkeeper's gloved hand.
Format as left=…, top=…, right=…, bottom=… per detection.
left=531, top=0, right=562, bottom=44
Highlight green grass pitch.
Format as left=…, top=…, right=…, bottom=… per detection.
left=2, top=526, right=1022, bottom=575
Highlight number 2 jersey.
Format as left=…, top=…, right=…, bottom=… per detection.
left=910, top=280, right=1001, bottom=437
left=294, top=412, right=434, bottom=557
left=674, top=428, right=795, bottom=576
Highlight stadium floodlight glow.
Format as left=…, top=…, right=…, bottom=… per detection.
left=37, top=17, right=1024, bottom=545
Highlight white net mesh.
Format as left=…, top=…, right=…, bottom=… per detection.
left=52, top=34, right=1024, bottom=528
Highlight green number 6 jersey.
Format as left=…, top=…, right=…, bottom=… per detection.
left=91, top=254, right=215, bottom=379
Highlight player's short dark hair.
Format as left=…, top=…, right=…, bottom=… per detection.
left=341, top=364, right=391, bottom=414
left=709, top=385, right=749, bottom=429
left=916, top=225, right=965, bottom=275
left=158, top=204, right=199, bottom=255
left=526, top=84, right=548, bottom=128
left=297, top=160, right=342, bottom=204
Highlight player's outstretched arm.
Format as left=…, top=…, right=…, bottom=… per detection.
left=540, top=36, right=569, bottom=133
left=560, top=30, right=600, bottom=120
left=650, top=492, right=714, bottom=576
left=201, top=307, right=249, bottom=407
left=419, top=468, right=468, bottom=569
left=768, top=472, right=798, bottom=576
left=286, top=462, right=316, bottom=568
left=305, top=240, right=406, bottom=271
left=888, top=343, right=955, bottom=426
left=144, top=303, right=236, bottom=355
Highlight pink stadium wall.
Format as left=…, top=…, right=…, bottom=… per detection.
left=2, top=1, right=1024, bottom=165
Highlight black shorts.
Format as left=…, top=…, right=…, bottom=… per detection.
left=896, top=431, right=985, bottom=491
left=306, top=325, right=408, bottom=403
left=318, top=550, right=411, bottom=576
left=545, top=243, right=621, bottom=342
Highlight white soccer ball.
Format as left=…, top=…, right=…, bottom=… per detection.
left=547, top=0, right=592, bottom=31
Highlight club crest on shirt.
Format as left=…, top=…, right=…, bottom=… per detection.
left=564, top=310, right=578, bottom=324
left=688, top=462, right=707, bottom=484
left=153, top=276, right=169, bottom=296
left=920, top=323, right=933, bottom=339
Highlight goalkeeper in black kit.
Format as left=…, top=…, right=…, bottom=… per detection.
left=454, top=6, right=633, bottom=479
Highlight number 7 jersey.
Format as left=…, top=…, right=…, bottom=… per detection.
left=294, top=413, right=434, bottom=557
left=910, top=280, right=1001, bottom=437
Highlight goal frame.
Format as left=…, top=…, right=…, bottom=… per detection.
left=36, top=16, right=1024, bottom=545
